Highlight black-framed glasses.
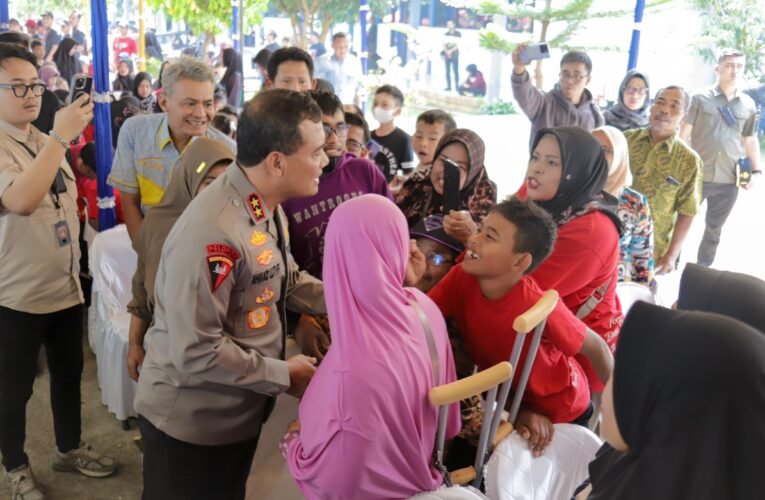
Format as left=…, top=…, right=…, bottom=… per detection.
left=426, top=251, right=453, bottom=267
left=0, top=83, right=47, bottom=98
left=323, top=123, right=349, bottom=138
left=559, top=72, right=588, bottom=83
left=346, top=138, right=365, bottom=153
left=625, top=86, right=648, bottom=96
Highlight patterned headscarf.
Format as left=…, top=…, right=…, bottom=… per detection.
left=395, top=128, right=497, bottom=228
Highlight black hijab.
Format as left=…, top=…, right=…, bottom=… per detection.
left=603, top=70, right=650, bottom=132
left=678, top=263, right=765, bottom=332
left=530, top=127, right=621, bottom=232
left=588, top=302, right=765, bottom=500
left=220, top=48, right=243, bottom=96
left=112, top=58, right=135, bottom=93
left=133, top=71, right=155, bottom=113
left=52, top=38, right=81, bottom=88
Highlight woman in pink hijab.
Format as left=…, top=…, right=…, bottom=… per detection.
left=284, top=194, right=461, bottom=499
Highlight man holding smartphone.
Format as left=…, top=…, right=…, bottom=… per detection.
left=0, top=44, right=116, bottom=500
left=680, top=48, right=761, bottom=267
left=512, top=45, right=603, bottom=147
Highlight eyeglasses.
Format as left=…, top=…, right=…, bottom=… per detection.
left=625, top=86, right=648, bottom=96
left=0, top=83, right=47, bottom=98
left=346, top=138, right=365, bottom=154
left=426, top=251, right=454, bottom=267
left=322, top=123, right=349, bottom=138
left=601, top=146, right=614, bottom=155
left=559, top=72, right=588, bottom=83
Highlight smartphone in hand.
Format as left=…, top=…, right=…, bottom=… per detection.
left=519, top=43, right=551, bottom=65
left=443, top=158, right=461, bottom=214
left=68, top=74, right=93, bottom=106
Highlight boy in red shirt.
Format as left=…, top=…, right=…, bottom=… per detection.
left=74, top=142, right=124, bottom=228
left=428, top=197, right=613, bottom=456
left=112, top=22, right=137, bottom=66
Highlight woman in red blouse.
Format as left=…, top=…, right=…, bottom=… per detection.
left=521, top=127, right=623, bottom=398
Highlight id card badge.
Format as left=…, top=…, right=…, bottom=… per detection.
left=53, top=220, right=71, bottom=247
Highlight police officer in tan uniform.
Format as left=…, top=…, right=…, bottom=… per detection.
left=134, top=89, right=328, bottom=500
left=0, top=45, right=116, bottom=500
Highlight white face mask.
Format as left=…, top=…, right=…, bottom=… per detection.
left=373, top=106, right=396, bottom=124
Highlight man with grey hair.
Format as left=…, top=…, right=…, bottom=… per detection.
left=108, top=57, right=235, bottom=240
left=626, top=86, right=703, bottom=274
left=680, top=48, right=761, bottom=267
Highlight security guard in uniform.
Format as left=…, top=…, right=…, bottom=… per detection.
left=134, top=89, right=328, bottom=500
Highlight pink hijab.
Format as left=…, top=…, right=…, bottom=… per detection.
left=287, top=194, right=461, bottom=499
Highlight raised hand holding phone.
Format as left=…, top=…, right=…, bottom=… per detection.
left=52, top=93, right=94, bottom=144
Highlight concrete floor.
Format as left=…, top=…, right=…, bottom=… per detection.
left=13, top=340, right=305, bottom=500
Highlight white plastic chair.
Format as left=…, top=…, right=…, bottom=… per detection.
left=484, top=424, right=602, bottom=500
left=429, top=290, right=560, bottom=494
left=88, top=224, right=138, bottom=422
left=616, top=282, right=655, bottom=315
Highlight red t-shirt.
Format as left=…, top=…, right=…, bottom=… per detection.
left=428, top=267, right=590, bottom=424
left=75, top=178, right=125, bottom=224
left=113, top=37, right=137, bottom=62
left=530, top=211, right=623, bottom=392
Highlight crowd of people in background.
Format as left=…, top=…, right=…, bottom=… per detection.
left=0, top=7, right=763, bottom=500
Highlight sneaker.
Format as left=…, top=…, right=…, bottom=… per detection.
left=4, top=464, right=45, bottom=500
left=51, top=442, right=117, bottom=478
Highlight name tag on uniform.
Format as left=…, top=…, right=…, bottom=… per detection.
left=53, top=220, right=71, bottom=247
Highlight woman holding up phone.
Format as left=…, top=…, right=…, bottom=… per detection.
left=396, top=128, right=497, bottom=234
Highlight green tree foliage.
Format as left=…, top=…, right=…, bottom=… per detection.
left=12, top=0, right=84, bottom=19
left=146, top=0, right=267, bottom=46
left=272, top=0, right=395, bottom=49
left=445, top=0, right=673, bottom=88
left=689, top=0, right=765, bottom=81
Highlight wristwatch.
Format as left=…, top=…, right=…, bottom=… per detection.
left=753, top=170, right=763, bottom=175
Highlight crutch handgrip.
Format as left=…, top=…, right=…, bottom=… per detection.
left=449, top=466, right=477, bottom=486
left=513, top=290, right=559, bottom=333
left=428, top=362, right=513, bottom=406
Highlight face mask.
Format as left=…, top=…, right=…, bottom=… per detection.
left=373, top=106, right=396, bottom=124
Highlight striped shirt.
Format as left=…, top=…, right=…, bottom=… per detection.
left=107, top=113, right=235, bottom=210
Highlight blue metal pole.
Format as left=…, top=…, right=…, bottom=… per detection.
left=360, top=0, right=369, bottom=75
left=232, top=4, right=240, bottom=51
left=91, top=0, right=117, bottom=230
left=0, top=0, right=8, bottom=28
left=627, top=0, right=646, bottom=70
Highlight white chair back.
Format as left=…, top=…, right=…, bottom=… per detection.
left=89, top=224, right=137, bottom=321
left=485, top=423, right=602, bottom=500
left=616, top=282, right=655, bottom=315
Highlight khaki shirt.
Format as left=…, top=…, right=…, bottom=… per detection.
left=686, top=86, right=758, bottom=184
left=135, top=162, right=325, bottom=446
left=0, top=121, right=82, bottom=314
left=625, top=128, right=703, bottom=260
